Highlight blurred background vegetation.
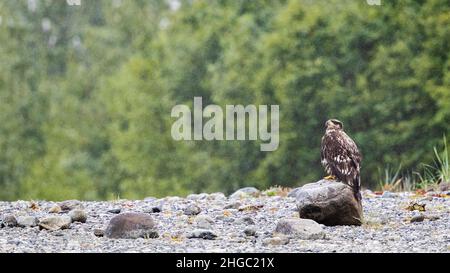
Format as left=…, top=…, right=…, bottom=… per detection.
left=0, top=0, right=448, bottom=200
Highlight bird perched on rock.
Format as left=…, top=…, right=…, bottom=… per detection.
left=321, top=119, right=362, bottom=201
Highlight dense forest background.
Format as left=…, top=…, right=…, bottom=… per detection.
left=0, top=0, right=448, bottom=200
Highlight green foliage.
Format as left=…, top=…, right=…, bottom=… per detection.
left=378, top=164, right=402, bottom=191
left=0, top=0, right=449, bottom=200
left=415, top=135, right=450, bottom=189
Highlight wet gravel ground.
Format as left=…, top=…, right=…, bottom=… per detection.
left=0, top=191, right=449, bottom=253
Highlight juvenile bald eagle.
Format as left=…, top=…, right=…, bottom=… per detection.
left=321, top=119, right=362, bottom=201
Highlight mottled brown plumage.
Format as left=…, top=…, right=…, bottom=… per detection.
left=321, top=119, right=362, bottom=201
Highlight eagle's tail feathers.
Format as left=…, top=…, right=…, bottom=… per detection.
left=353, top=176, right=361, bottom=202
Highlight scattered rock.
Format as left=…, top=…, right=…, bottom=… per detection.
left=107, top=208, right=121, bottom=214
left=262, top=236, right=289, bottom=246
left=48, top=204, right=62, bottom=213
left=439, top=182, right=450, bottom=192
left=238, top=204, right=263, bottom=212
left=105, top=213, right=159, bottom=239
left=2, top=215, right=17, bottom=227
left=16, top=216, right=38, bottom=227
left=69, top=209, right=87, bottom=223
left=236, top=216, right=255, bottom=225
left=0, top=191, right=448, bottom=252
left=188, top=229, right=217, bottom=240
left=39, top=216, right=72, bottom=230
left=275, top=217, right=325, bottom=239
left=94, top=229, right=105, bottom=237
left=427, top=215, right=440, bottom=221
left=208, top=192, right=226, bottom=201
left=187, top=193, right=208, bottom=200
left=58, top=200, right=83, bottom=211
left=183, top=204, right=201, bottom=216
left=224, top=202, right=241, bottom=210
left=224, top=217, right=235, bottom=223
left=193, top=215, right=214, bottom=229
left=229, top=187, right=260, bottom=199
left=151, top=206, right=162, bottom=213
left=381, top=191, right=397, bottom=198
left=295, top=180, right=363, bottom=226
left=410, top=215, right=425, bottom=223
left=244, top=226, right=257, bottom=237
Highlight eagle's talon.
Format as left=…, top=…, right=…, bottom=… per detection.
left=324, top=175, right=336, bottom=180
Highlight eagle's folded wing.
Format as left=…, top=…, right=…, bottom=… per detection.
left=321, top=131, right=361, bottom=184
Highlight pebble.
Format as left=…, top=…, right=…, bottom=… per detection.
left=410, top=215, right=425, bottom=223
left=1, top=215, right=18, bottom=227
left=69, top=209, right=87, bottom=223
left=107, top=208, right=121, bottom=214
left=39, top=216, right=72, bottom=230
left=236, top=216, right=255, bottom=225
left=244, top=226, right=257, bottom=237
left=193, top=215, right=214, bottom=229
left=151, top=206, right=162, bottom=213
left=183, top=204, right=201, bottom=216
left=381, top=191, right=397, bottom=198
left=93, top=229, right=104, bottom=237
left=224, top=202, right=241, bottom=210
left=275, top=217, right=325, bottom=239
left=48, top=205, right=62, bottom=214
left=427, top=215, right=440, bottom=221
left=208, top=192, right=226, bottom=201
left=58, top=200, right=83, bottom=211
left=16, top=216, right=38, bottom=228
left=188, top=229, right=217, bottom=240
left=229, top=187, right=260, bottom=199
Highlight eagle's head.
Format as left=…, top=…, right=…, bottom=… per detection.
left=325, top=119, right=343, bottom=131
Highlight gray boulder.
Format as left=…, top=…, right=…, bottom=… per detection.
left=193, top=215, right=214, bottom=229
left=1, top=215, right=18, bottom=227
left=293, top=179, right=363, bottom=226
left=236, top=216, right=255, bottom=225
left=275, top=217, right=325, bottom=239
left=69, top=209, right=87, bottom=223
left=17, top=216, right=38, bottom=227
left=39, top=216, right=72, bottom=230
left=183, top=204, right=201, bottom=216
left=229, top=187, right=260, bottom=199
left=224, top=201, right=241, bottom=210
left=94, top=228, right=105, bottom=237
left=105, top=213, right=158, bottom=239
left=58, top=200, right=83, bottom=211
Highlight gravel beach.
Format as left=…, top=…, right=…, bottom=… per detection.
left=1, top=189, right=449, bottom=253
